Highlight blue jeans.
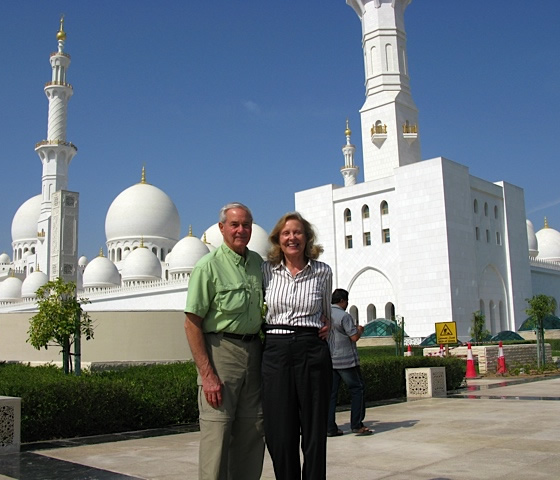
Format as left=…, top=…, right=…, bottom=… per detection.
left=328, top=366, right=365, bottom=432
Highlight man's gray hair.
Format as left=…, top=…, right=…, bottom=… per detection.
left=219, top=202, right=253, bottom=223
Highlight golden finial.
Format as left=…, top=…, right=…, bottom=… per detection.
left=545, top=217, right=549, bottom=229
left=140, top=236, right=145, bottom=248
left=345, top=118, right=351, bottom=137
left=98, top=247, right=104, bottom=257
left=188, top=225, right=193, bottom=237
left=203, top=232, right=209, bottom=244
left=37, top=263, right=41, bottom=272
left=141, top=165, right=146, bottom=184
left=57, top=15, right=66, bottom=41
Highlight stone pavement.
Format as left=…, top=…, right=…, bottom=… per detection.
left=1, top=375, right=560, bottom=479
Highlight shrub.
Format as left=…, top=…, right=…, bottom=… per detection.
left=335, top=350, right=465, bottom=405
left=0, top=362, right=198, bottom=443
left=0, top=350, right=465, bottom=443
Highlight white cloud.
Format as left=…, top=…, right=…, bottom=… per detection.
left=243, top=100, right=261, bottom=114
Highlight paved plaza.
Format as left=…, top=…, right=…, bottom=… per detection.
left=1, top=375, right=559, bottom=479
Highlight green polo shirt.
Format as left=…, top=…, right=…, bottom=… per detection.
left=185, top=243, right=264, bottom=335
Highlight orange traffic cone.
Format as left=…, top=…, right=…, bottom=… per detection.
left=496, top=341, right=507, bottom=374
left=405, top=344, right=412, bottom=357
left=465, top=342, right=477, bottom=379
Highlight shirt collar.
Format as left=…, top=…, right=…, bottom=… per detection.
left=220, top=242, right=247, bottom=266
left=274, top=258, right=313, bottom=272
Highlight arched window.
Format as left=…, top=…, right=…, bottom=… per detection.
left=499, top=301, right=506, bottom=331
left=117, top=248, right=122, bottom=262
left=367, top=304, right=376, bottom=322
left=385, top=302, right=395, bottom=320
left=489, top=300, right=496, bottom=333
left=344, top=208, right=352, bottom=222
left=380, top=201, right=389, bottom=215
left=362, top=205, right=370, bottom=219
left=473, top=199, right=478, bottom=214
left=484, top=202, right=488, bottom=216
left=494, top=205, right=498, bottom=219
left=349, top=305, right=359, bottom=324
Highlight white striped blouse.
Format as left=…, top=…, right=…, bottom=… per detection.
left=262, top=259, right=332, bottom=332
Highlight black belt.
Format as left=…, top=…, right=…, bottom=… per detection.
left=220, top=332, right=260, bottom=342
left=262, top=325, right=319, bottom=335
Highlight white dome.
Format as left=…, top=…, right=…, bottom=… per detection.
left=169, top=235, right=210, bottom=274
left=536, top=225, right=560, bottom=262
left=105, top=181, right=180, bottom=243
left=121, top=247, right=162, bottom=282
left=11, top=194, right=41, bottom=243
left=21, top=270, right=48, bottom=298
left=78, top=256, right=88, bottom=267
left=0, top=276, right=23, bottom=302
left=0, top=253, right=11, bottom=264
left=202, top=223, right=270, bottom=259
left=83, top=255, right=121, bottom=288
left=526, top=220, right=538, bottom=258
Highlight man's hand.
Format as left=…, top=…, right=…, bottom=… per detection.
left=185, top=313, right=224, bottom=408
left=201, top=371, right=223, bottom=408
left=319, top=313, right=331, bottom=340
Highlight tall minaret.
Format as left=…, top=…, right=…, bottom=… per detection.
left=34, top=16, right=78, bottom=277
left=340, top=119, right=359, bottom=186
left=347, top=0, right=421, bottom=182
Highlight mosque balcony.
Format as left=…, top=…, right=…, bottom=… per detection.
left=50, top=52, right=71, bottom=59
left=35, top=140, right=78, bottom=152
left=402, top=124, right=418, bottom=143
left=371, top=124, right=387, bottom=147
left=44, top=81, right=73, bottom=89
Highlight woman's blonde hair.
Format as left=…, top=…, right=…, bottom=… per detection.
left=267, top=212, right=323, bottom=264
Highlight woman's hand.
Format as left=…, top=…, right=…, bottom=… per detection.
left=319, top=313, right=330, bottom=340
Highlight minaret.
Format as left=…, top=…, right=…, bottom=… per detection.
left=347, top=0, right=421, bottom=182
left=34, top=17, right=78, bottom=279
left=340, top=119, right=359, bottom=186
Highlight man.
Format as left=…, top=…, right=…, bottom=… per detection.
left=327, top=288, right=372, bottom=436
left=184, top=202, right=265, bottom=480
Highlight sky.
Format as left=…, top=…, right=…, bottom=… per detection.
left=1, top=1, right=559, bottom=260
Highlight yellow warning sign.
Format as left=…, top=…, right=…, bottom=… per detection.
left=435, top=322, right=457, bottom=344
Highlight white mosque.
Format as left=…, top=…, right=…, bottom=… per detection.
left=1, top=1, right=559, bottom=364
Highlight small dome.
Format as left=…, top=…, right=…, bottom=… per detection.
left=11, top=195, right=41, bottom=243
left=536, top=223, right=560, bottom=262
left=78, top=256, right=88, bottom=267
left=105, top=180, right=180, bottom=243
left=21, top=270, right=48, bottom=298
left=121, top=247, right=162, bottom=282
left=202, top=222, right=270, bottom=259
left=169, top=235, right=210, bottom=274
left=0, top=253, right=11, bottom=264
left=0, top=276, right=23, bottom=302
left=526, top=220, right=538, bottom=258
left=83, top=255, right=121, bottom=288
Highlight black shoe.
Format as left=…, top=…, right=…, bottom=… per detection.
left=327, top=429, right=344, bottom=437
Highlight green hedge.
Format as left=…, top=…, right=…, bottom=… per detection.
left=0, top=352, right=465, bottom=443
left=0, top=363, right=198, bottom=443
left=335, top=354, right=465, bottom=405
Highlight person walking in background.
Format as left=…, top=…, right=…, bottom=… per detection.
left=327, top=288, right=372, bottom=436
left=184, top=202, right=265, bottom=480
left=261, top=212, right=332, bottom=480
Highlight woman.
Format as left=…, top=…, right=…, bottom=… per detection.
left=261, top=212, right=332, bottom=480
